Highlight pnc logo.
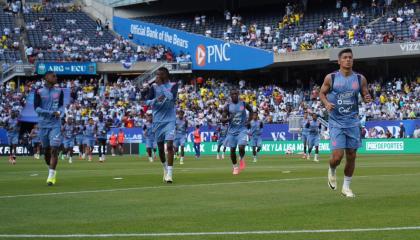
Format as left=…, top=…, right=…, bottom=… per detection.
left=196, top=45, right=206, bottom=66
left=195, top=43, right=231, bottom=67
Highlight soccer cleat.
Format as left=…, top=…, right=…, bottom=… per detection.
left=328, top=168, right=337, bottom=190
left=164, top=172, right=173, bottom=183
left=232, top=167, right=240, bottom=175
left=239, top=159, right=246, bottom=170
left=306, top=154, right=310, bottom=160
left=46, top=172, right=57, bottom=186
left=180, top=159, right=184, bottom=165
left=302, top=153, right=306, bottom=159
left=341, top=187, right=355, bottom=198
left=148, top=157, right=153, bottom=162
left=216, top=154, right=220, bottom=160
left=11, top=159, right=16, bottom=165
left=69, top=157, right=73, bottom=164
left=253, top=157, right=257, bottom=163
left=314, top=156, right=319, bottom=162
left=221, top=153, right=225, bottom=159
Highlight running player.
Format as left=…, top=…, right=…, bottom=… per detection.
left=145, top=67, right=178, bottom=183
left=75, top=120, right=85, bottom=159
left=30, top=124, right=41, bottom=160
left=5, top=111, right=20, bottom=164
left=222, top=89, right=253, bottom=175
left=250, top=112, right=263, bottom=163
left=174, top=110, right=188, bottom=165
left=216, top=121, right=228, bottom=160
left=84, top=118, right=96, bottom=162
left=319, top=48, right=371, bottom=198
left=96, top=113, right=110, bottom=163
left=142, top=113, right=157, bottom=162
left=62, top=117, right=76, bottom=164
left=306, top=113, right=321, bottom=162
left=34, top=71, right=64, bottom=186
left=301, top=111, right=310, bottom=159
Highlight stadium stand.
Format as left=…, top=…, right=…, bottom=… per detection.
left=0, top=7, right=22, bottom=63
left=138, top=1, right=420, bottom=52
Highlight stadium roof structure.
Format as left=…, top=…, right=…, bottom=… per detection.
left=98, top=0, right=157, bottom=7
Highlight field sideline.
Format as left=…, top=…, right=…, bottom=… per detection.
left=0, top=154, right=419, bottom=240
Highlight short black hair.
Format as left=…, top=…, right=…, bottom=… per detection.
left=45, top=71, right=55, bottom=76
left=338, top=48, right=353, bottom=58
left=157, top=67, right=169, bottom=76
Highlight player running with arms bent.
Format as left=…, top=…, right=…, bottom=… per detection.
left=319, top=48, right=371, bottom=197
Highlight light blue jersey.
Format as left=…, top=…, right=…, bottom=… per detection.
left=227, top=101, right=247, bottom=135
left=175, top=118, right=188, bottom=136
left=63, top=124, right=75, bottom=140
left=301, top=117, right=310, bottom=136
left=308, top=120, right=321, bottom=136
left=327, top=71, right=361, bottom=128
left=250, top=120, right=262, bottom=138
left=96, top=121, right=108, bottom=139
left=147, top=82, right=178, bottom=123
left=327, top=71, right=362, bottom=150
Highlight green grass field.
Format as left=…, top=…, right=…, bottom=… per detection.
left=0, top=154, right=420, bottom=240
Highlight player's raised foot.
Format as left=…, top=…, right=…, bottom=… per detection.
left=341, top=187, right=355, bottom=198
left=239, top=159, right=246, bottom=170
left=232, top=167, right=240, bottom=175
left=328, top=168, right=337, bottom=190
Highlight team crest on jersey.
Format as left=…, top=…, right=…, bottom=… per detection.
left=352, top=81, right=359, bottom=90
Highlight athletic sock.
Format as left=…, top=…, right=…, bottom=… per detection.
left=167, top=166, right=173, bottom=176
left=343, top=176, right=352, bottom=189
left=48, top=169, right=55, bottom=179
left=329, top=166, right=336, bottom=175
left=180, top=157, right=184, bottom=161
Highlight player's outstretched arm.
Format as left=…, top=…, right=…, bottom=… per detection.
left=319, top=74, right=335, bottom=112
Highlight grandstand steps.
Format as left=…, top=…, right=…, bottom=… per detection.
left=15, top=12, right=29, bottom=63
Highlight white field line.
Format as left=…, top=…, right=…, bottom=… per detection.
left=0, top=173, right=420, bottom=199
left=0, top=226, right=420, bottom=238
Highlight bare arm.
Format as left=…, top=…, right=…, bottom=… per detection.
left=360, top=75, right=372, bottom=103
left=319, top=74, right=335, bottom=112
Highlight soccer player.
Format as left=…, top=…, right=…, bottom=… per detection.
left=145, top=67, right=178, bottom=183
left=75, top=120, right=85, bottom=159
left=250, top=112, right=263, bottom=163
left=117, top=129, right=125, bottom=156
left=6, top=111, right=20, bottom=165
left=174, top=110, right=188, bottom=165
left=84, top=118, right=96, bottom=162
left=222, top=89, right=253, bottom=175
left=30, top=124, right=41, bottom=160
left=306, top=113, right=321, bottom=162
left=62, top=117, right=76, bottom=164
left=109, top=132, right=118, bottom=156
left=301, top=111, right=310, bottom=159
left=96, top=113, right=110, bottom=163
left=34, top=71, right=64, bottom=186
left=193, top=125, right=201, bottom=159
left=319, top=48, right=371, bottom=198
left=142, top=113, right=157, bottom=162
left=216, top=122, right=228, bottom=160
